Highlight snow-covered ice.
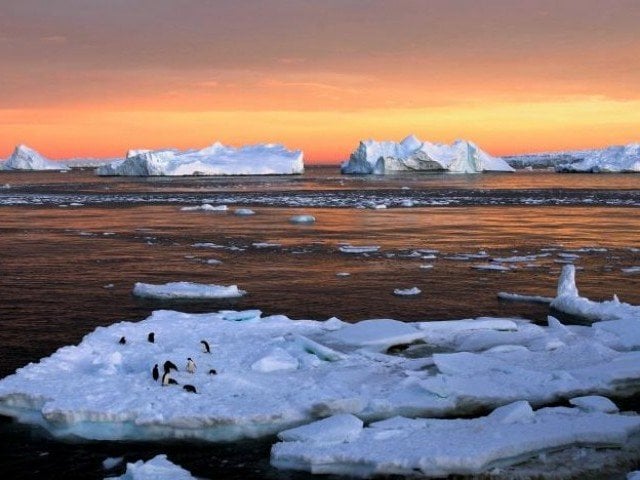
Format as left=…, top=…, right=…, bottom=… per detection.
left=1, top=145, right=65, bottom=171
left=271, top=402, right=640, bottom=477
left=341, top=135, right=514, bottom=174
left=180, top=203, right=227, bottom=212
left=106, top=454, right=196, bottom=480
left=339, top=245, right=380, bottom=254
left=97, top=142, right=304, bottom=176
left=393, top=287, right=422, bottom=296
left=497, top=292, right=554, bottom=304
left=289, top=214, right=316, bottom=224
left=132, top=282, right=246, bottom=300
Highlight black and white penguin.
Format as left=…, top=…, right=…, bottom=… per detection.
left=200, top=340, right=210, bottom=353
left=163, top=360, right=178, bottom=373
left=208, top=369, right=217, bottom=375
left=152, top=364, right=159, bottom=381
left=186, top=358, right=196, bottom=374
left=162, top=371, right=178, bottom=386
left=183, top=384, right=197, bottom=394
left=148, top=332, right=155, bottom=343
left=118, top=336, right=126, bottom=345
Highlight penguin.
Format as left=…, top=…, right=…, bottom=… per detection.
left=208, top=369, right=217, bottom=375
left=200, top=340, right=211, bottom=353
left=162, top=371, right=178, bottom=386
left=163, top=360, right=178, bottom=373
left=152, top=364, right=159, bottom=381
left=148, top=332, right=155, bottom=343
left=118, top=336, right=126, bottom=345
left=186, top=358, right=196, bottom=374
left=183, top=384, right=197, bottom=394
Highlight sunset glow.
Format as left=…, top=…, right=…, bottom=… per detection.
left=2, top=0, right=639, bottom=163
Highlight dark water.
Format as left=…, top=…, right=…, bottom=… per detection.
left=0, top=168, right=639, bottom=478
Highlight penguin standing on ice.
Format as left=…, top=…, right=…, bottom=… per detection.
left=162, top=371, right=178, bottom=386
left=148, top=332, right=155, bottom=343
left=186, top=358, right=196, bottom=374
left=200, top=340, right=210, bottom=353
left=118, top=336, right=126, bottom=345
left=163, top=360, right=178, bottom=373
left=152, top=364, right=159, bottom=381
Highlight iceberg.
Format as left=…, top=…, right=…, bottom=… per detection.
left=555, top=144, right=640, bottom=173
left=341, top=135, right=514, bottom=174
left=96, top=142, right=304, bottom=176
left=1, top=145, right=65, bottom=171
left=271, top=402, right=640, bottom=478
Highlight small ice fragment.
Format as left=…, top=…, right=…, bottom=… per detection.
left=290, top=214, right=316, bottom=224
left=394, top=287, right=421, bottom=296
left=235, top=208, right=255, bottom=216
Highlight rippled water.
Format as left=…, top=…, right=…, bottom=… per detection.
left=0, top=168, right=639, bottom=478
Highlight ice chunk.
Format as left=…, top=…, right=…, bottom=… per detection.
left=289, top=215, right=316, bottom=224
left=339, top=245, right=380, bottom=254
left=252, top=348, right=299, bottom=372
left=472, top=263, right=511, bottom=271
left=327, top=319, right=424, bottom=351
left=234, top=208, right=255, bottom=216
left=97, top=142, right=304, bottom=176
left=271, top=404, right=640, bottom=477
left=498, top=292, right=553, bottom=304
left=132, top=281, right=246, bottom=299
left=102, top=456, right=124, bottom=470
left=487, top=400, right=534, bottom=424
left=551, top=265, right=640, bottom=321
left=569, top=395, right=619, bottom=413
left=277, top=414, right=363, bottom=444
left=180, top=203, right=227, bottom=211
left=107, top=454, right=196, bottom=480
left=393, top=287, right=421, bottom=296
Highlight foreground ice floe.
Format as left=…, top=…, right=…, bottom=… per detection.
left=271, top=401, right=640, bottom=477
left=132, top=282, right=246, bottom=300
left=97, top=142, right=304, bottom=176
left=341, top=135, right=514, bottom=174
left=106, top=454, right=196, bottom=480
left=1, top=145, right=66, bottom=171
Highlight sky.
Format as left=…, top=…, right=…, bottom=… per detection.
left=1, top=0, right=639, bottom=163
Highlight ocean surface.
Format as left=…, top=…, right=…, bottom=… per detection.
left=0, top=167, right=639, bottom=478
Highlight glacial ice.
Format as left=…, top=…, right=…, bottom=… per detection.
left=106, top=454, right=196, bottom=480
left=271, top=402, right=640, bottom=477
left=96, top=142, right=304, bottom=176
left=341, top=135, right=514, bottom=174
left=554, top=143, right=640, bottom=173
left=1, top=145, right=65, bottom=171
left=132, top=282, right=246, bottom=300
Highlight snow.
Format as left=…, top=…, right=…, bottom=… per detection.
left=1, top=145, right=65, bottom=171
left=106, top=454, right=196, bottom=480
left=132, top=282, right=246, bottom=300
left=271, top=403, right=640, bottom=477
left=550, top=264, right=640, bottom=321
left=341, top=135, right=514, bottom=174
left=393, top=287, right=421, bottom=296
left=554, top=143, right=640, bottom=173
left=96, top=142, right=304, bottom=176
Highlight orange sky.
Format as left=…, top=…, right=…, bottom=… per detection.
left=1, top=0, right=639, bottom=163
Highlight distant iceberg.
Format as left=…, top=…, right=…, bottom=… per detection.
left=1, top=145, right=66, bottom=171
left=341, top=135, right=514, bottom=174
left=97, top=142, right=304, bottom=176
left=555, top=144, right=640, bottom=173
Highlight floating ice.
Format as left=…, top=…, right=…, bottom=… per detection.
left=106, top=454, right=196, bottom=480
left=339, top=245, right=380, bottom=254
left=569, top=395, right=619, bottom=413
left=97, top=142, right=304, bottom=176
left=132, top=282, right=246, bottom=300
left=393, top=287, right=421, bottom=296
left=1, top=145, right=65, bottom=171
left=102, top=456, right=124, bottom=470
left=252, top=242, right=281, bottom=248
left=277, top=413, right=363, bottom=444
left=622, top=267, right=640, bottom=274
left=554, top=143, right=640, bottom=173
left=497, top=292, right=554, bottom=304
left=289, top=214, right=316, bottom=224
left=234, top=208, right=255, bottom=216
left=341, top=135, right=514, bottom=174
left=550, top=264, right=640, bottom=321
left=472, top=263, right=511, bottom=271
left=271, top=403, right=640, bottom=478
left=180, top=204, right=227, bottom=212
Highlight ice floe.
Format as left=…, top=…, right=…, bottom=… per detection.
left=132, top=282, right=246, bottom=300
left=341, top=135, right=514, bottom=174
left=289, top=214, right=316, bottom=224
left=106, top=454, right=196, bottom=480
left=234, top=208, right=255, bottom=216
left=180, top=203, right=227, bottom=212
left=339, top=245, right=380, bottom=254
left=393, top=287, right=422, bottom=296
left=497, top=292, right=554, bottom=304
left=271, top=402, right=640, bottom=477
left=550, top=264, right=640, bottom=321
left=472, top=263, right=511, bottom=271
left=96, top=142, right=304, bottom=176
left=1, top=145, right=65, bottom=171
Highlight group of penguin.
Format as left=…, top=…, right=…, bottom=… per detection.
left=119, top=333, right=217, bottom=395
